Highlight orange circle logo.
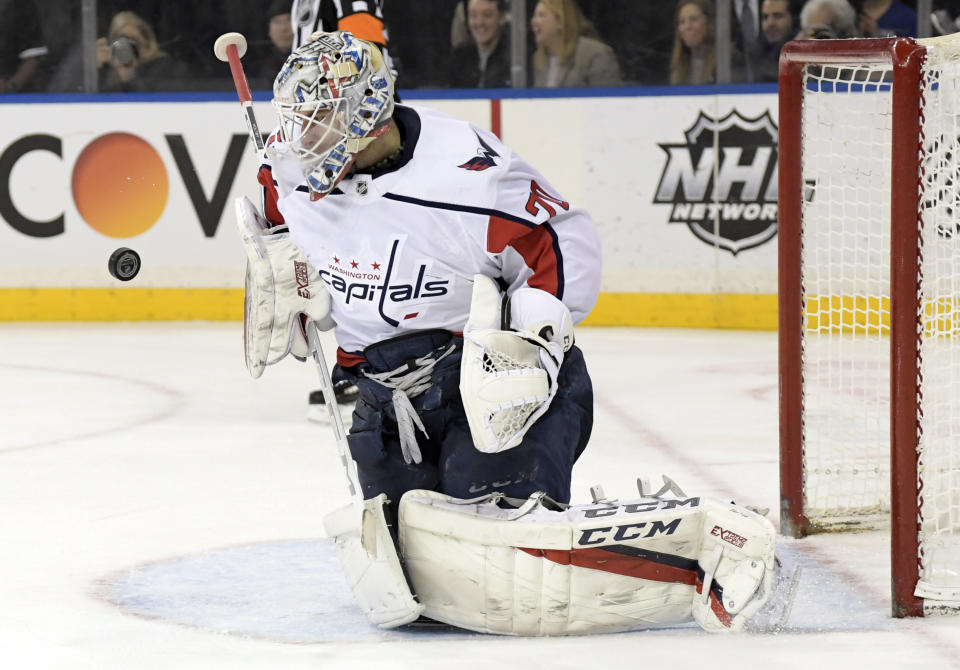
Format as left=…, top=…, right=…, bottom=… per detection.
left=71, top=132, right=169, bottom=238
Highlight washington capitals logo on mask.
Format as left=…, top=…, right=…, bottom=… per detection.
left=459, top=131, right=500, bottom=171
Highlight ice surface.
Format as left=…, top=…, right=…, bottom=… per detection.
left=1, top=323, right=958, bottom=669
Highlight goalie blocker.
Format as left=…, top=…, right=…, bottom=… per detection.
left=235, top=195, right=334, bottom=377
left=327, top=481, right=778, bottom=634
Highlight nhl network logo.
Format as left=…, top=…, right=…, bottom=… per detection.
left=654, top=109, right=779, bottom=255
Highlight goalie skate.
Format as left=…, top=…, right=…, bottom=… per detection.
left=743, top=554, right=802, bottom=633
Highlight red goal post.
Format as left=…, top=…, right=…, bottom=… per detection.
left=779, top=36, right=960, bottom=618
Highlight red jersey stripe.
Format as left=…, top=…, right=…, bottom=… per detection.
left=337, top=348, right=367, bottom=368
left=487, top=215, right=559, bottom=296
left=257, top=165, right=285, bottom=227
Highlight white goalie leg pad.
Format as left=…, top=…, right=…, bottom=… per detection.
left=323, top=494, right=424, bottom=628
left=460, top=275, right=563, bottom=453
left=398, top=488, right=705, bottom=635
left=691, top=498, right=777, bottom=633
left=236, top=195, right=333, bottom=378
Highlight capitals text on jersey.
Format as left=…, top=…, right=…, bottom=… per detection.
left=319, top=238, right=449, bottom=326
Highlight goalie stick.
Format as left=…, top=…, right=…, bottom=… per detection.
left=213, top=32, right=265, bottom=154
left=214, top=32, right=364, bottom=512
left=306, top=324, right=364, bottom=509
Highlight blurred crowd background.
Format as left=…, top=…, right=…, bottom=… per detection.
left=2, top=0, right=960, bottom=95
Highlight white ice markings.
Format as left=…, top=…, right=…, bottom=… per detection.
left=101, top=537, right=893, bottom=642
left=102, top=539, right=476, bottom=643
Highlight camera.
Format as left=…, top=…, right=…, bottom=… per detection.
left=110, top=36, right=140, bottom=66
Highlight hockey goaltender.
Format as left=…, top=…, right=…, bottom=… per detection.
left=231, top=29, right=786, bottom=635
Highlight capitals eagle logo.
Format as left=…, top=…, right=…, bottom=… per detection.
left=459, top=131, right=500, bottom=171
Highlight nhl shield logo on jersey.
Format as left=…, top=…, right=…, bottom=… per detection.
left=654, top=109, right=779, bottom=255
left=458, top=131, right=500, bottom=171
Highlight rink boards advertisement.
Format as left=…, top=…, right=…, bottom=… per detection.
left=0, top=90, right=782, bottom=326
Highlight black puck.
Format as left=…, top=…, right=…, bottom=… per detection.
left=108, top=247, right=141, bottom=281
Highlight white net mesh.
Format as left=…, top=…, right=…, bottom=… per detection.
left=799, top=40, right=960, bottom=605
left=800, top=63, right=894, bottom=528
left=916, top=42, right=960, bottom=602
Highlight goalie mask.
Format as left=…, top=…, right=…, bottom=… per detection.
left=272, top=30, right=395, bottom=199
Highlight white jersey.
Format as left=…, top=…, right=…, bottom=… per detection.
left=257, top=105, right=601, bottom=360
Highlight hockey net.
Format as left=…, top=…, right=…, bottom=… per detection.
left=779, top=35, right=960, bottom=617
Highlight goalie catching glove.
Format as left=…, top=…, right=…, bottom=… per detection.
left=460, top=275, right=574, bottom=453
left=235, top=196, right=333, bottom=378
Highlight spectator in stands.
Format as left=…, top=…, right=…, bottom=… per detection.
left=98, top=11, right=189, bottom=92
left=0, top=0, right=48, bottom=93
left=530, top=0, right=622, bottom=88
left=579, top=1, right=673, bottom=85
left=450, top=0, right=473, bottom=51
left=857, top=0, right=917, bottom=37
left=796, top=0, right=860, bottom=39
left=252, top=0, right=295, bottom=90
left=753, top=0, right=796, bottom=82
left=449, top=0, right=512, bottom=88
left=670, top=0, right=717, bottom=85
left=764, top=0, right=799, bottom=43
left=381, top=2, right=457, bottom=88
left=732, top=0, right=761, bottom=82
left=36, top=0, right=75, bottom=91
left=932, top=1, right=960, bottom=35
